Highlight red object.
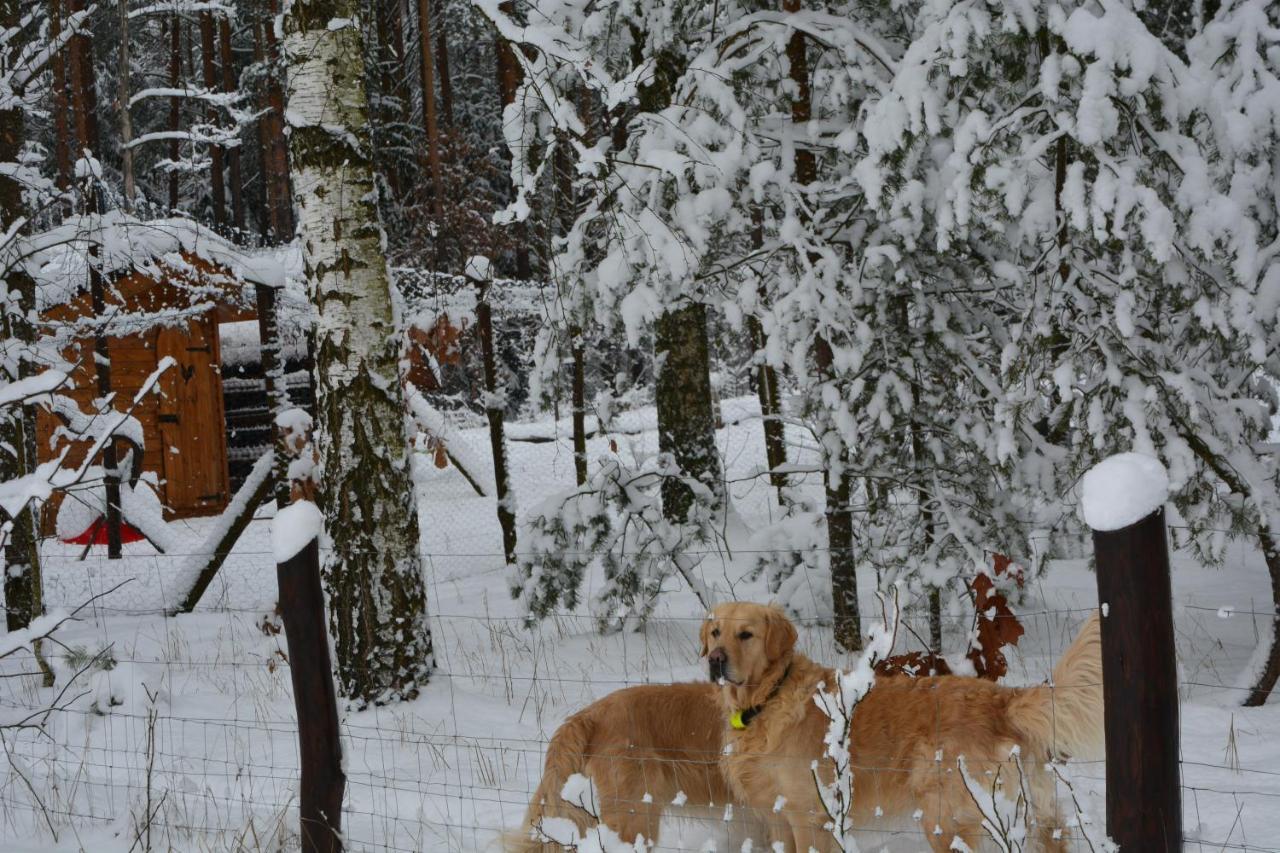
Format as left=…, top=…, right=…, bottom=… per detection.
left=63, top=517, right=146, bottom=546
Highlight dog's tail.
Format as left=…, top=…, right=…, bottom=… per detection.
left=1009, top=612, right=1104, bottom=762
left=502, top=709, right=596, bottom=852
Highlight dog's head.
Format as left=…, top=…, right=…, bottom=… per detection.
left=700, top=602, right=798, bottom=688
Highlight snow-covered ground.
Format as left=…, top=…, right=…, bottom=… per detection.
left=2, top=397, right=1279, bottom=851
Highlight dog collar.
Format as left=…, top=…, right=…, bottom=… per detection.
left=730, top=664, right=791, bottom=730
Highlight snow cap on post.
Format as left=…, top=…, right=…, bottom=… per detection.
left=1081, top=452, right=1169, bottom=532
left=464, top=255, right=492, bottom=283
left=272, top=500, right=324, bottom=563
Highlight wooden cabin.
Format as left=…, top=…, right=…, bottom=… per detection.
left=30, top=248, right=542, bottom=533
left=36, top=255, right=256, bottom=522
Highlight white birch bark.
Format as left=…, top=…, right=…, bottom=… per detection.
left=282, top=1, right=433, bottom=705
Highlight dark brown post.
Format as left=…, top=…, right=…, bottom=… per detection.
left=275, top=532, right=345, bottom=853
left=468, top=260, right=517, bottom=563
left=570, top=335, right=588, bottom=486
left=1087, top=456, right=1181, bottom=852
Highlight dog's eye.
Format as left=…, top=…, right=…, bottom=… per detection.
left=738, top=631, right=753, bottom=641
left=711, top=628, right=720, bottom=638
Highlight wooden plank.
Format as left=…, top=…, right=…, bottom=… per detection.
left=156, top=314, right=229, bottom=517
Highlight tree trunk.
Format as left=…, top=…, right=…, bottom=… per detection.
left=750, top=314, right=787, bottom=497
left=372, top=0, right=405, bottom=202
left=434, top=4, right=454, bottom=127
left=473, top=279, right=517, bottom=562
left=282, top=0, right=434, bottom=705
left=68, top=0, right=124, bottom=559
left=786, top=0, right=858, bottom=645
left=117, top=0, right=134, bottom=210
left=50, top=0, right=72, bottom=199
left=494, top=5, right=530, bottom=278
left=1, top=0, right=46, bottom=637
left=654, top=303, right=722, bottom=524
left=167, top=13, right=181, bottom=212
left=748, top=209, right=787, bottom=501
left=199, top=11, right=226, bottom=229
left=263, top=0, right=293, bottom=238
left=571, top=337, right=587, bottom=486
left=827, top=463, right=860, bottom=650
left=416, top=0, right=444, bottom=227
left=1245, top=532, right=1280, bottom=706
left=219, top=16, right=244, bottom=233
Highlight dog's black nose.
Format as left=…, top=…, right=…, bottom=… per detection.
left=708, top=648, right=726, bottom=681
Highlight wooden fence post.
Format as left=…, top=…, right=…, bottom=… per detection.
left=1083, top=452, right=1181, bottom=851
left=274, top=510, right=345, bottom=853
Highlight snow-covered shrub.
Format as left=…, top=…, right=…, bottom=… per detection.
left=813, top=591, right=900, bottom=849
left=512, top=453, right=718, bottom=628
left=746, top=499, right=830, bottom=620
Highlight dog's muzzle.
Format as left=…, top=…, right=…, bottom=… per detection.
left=707, top=648, right=728, bottom=682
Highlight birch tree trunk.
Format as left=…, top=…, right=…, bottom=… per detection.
left=282, top=0, right=433, bottom=705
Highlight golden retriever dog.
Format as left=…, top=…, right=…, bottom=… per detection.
left=505, top=682, right=765, bottom=851
left=700, top=603, right=1103, bottom=852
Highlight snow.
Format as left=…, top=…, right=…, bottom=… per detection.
left=272, top=500, right=323, bottom=563
left=1080, top=451, right=1170, bottom=532
left=0, top=608, right=71, bottom=658
left=464, top=255, right=492, bottom=282
left=23, top=211, right=303, bottom=310
left=0, top=368, right=67, bottom=407
left=1, top=398, right=1279, bottom=852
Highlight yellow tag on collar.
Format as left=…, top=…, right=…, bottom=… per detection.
left=730, top=709, right=746, bottom=730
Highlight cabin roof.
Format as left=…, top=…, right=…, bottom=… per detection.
left=25, top=212, right=299, bottom=312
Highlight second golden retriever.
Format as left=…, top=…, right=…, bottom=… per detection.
left=700, top=602, right=1104, bottom=852
left=505, top=682, right=764, bottom=850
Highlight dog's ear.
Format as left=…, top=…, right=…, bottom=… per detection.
left=764, top=606, right=798, bottom=662
left=699, top=616, right=712, bottom=657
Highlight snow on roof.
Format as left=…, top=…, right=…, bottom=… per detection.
left=24, top=211, right=302, bottom=311
left=20, top=213, right=552, bottom=343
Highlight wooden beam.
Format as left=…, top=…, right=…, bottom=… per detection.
left=173, top=451, right=274, bottom=614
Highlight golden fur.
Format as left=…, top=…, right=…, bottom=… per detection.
left=505, top=682, right=760, bottom=851
left=700, top=603, right=1104, bottom=852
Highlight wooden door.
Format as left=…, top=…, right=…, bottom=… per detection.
left=156, top=313, right=230, bottom=517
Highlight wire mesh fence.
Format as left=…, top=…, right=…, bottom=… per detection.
left=2, top=527, right=1279, bottom=851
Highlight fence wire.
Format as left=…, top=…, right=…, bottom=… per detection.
left=0, top=530, right=1276, bottom=851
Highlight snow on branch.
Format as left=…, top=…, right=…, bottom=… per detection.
left=127, top=1, right=235, bottom=20
left=812, top=589, right=899, bottom=850
left=7, top=5, right=95, bottom=94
